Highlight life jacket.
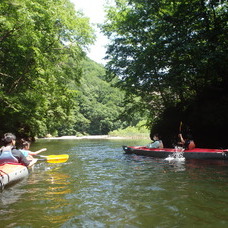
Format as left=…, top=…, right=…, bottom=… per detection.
left=185, top=140, right=196, bottom=150
left=188, top=141, right=196, bottom=150
left=0, top=146, right=19, bottom=164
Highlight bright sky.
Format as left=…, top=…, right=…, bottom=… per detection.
left=70, top=0, right=110, bottom=65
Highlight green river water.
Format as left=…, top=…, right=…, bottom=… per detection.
left=0, top=138, right=228, bottom=228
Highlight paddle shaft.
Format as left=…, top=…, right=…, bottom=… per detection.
left=179, top=121, right=182, bottom=134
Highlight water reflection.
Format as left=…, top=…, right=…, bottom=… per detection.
left=0, top=179, right=28, bottom=206
left=45, top=169, right=71, bottom=197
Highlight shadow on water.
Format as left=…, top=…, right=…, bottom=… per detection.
left=1, top=138, right=228, bottom=227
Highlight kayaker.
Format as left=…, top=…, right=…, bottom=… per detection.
left=147, top=133, right=164, bottom=149
left=19, top=139, right=47, bottom=159
left=178, top=133, right=196, bottom=150
left=0, top=133, right=37, bottom=167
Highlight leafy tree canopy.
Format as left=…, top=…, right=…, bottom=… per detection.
left=0, top=0, right=95, bottom=138
left=73, top=58, right=138, bottom=135
left=102, top=0, right=228, bottom=147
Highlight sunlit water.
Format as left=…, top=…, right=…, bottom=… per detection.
left=1, top=139, right=228, bottom=227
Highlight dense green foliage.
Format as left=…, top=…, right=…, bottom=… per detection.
left=76, top=60, right=124, bottom=135
left=102, top=0, right=228, bottom=147
left=109, top=120, right=149, bottom=137
left=0, top=0, right=94, bottom=138
left=56, top=58, right=127, bottom=136
left=0, top=0, right=145, bottom=139
left=71, top=58, right=144, bottom=135
left=0, top=0, right=138, bottom=137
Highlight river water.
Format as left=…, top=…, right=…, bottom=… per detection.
left=1, top=138, right=228, bottom=227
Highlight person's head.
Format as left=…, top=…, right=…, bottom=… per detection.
left=153, top=133, right=160, bottom=141
left=2, top=133, right=16, bottom=146
left=21, top=139, right=31, bottom=150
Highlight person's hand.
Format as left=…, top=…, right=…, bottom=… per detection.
left=28, top=158, right=38, bottom=167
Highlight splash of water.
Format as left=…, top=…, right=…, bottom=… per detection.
left=165, top=147, right=185, bottom=161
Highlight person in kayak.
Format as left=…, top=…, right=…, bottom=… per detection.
left=19, top=139, right=47, bottom=159
left=178, top=133, right=196, bottom=150
left=0, top=133, right=37, bottom=167
left=147, top=133, right=164, bottom=149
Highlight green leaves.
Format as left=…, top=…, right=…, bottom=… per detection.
left=74, top=58, right=127, bottom=135
left=102, top=0, right=228, bottom=147
left=102, top=0, right=228, bottom=113
left=0, top=0, right=94, bottom=137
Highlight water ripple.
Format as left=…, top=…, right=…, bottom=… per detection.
left=1, top=139, right=228, bottom=227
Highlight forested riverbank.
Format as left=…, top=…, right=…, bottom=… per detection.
left=102, top=0, right=228, bottom=148
left=1, top=0, right=227, bottom=148
left=0, top=0, right=146, bottom=140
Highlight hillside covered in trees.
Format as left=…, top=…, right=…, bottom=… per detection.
left=57, top=58, right=143, bottom=136
left=0, top=0, right=146, bottom=139
left=102, top=0, right=228, bottom=148
left=0, top=0, right=90, bottom=138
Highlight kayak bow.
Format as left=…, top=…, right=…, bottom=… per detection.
left=0, top=163, right=29, bottom=190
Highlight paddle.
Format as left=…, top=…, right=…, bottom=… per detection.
left=36, top=154, right=69, bottom=163
left=179, top=121, right=183, bottom=134
left=177, top=121, right=184, bottom=149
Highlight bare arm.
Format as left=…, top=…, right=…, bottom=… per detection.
left=29, top=148, right=47, bottom=155
left=28, top=158, right=38, bottom=167
left=178, top=134, right=185, bottom=144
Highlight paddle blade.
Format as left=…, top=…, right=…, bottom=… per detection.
left=46, top=158, right=69, bottom=163
left=39, top=154, right=69, bottom=163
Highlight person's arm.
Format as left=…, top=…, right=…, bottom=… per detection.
left=19, top=152, right=38, bottom=167
left=28, top=158, right=38, bottom=167
left=29, top=148, right=47, bottom=155
left=178, top=134, right=185, bottom=144
left=12, top=150, right=30, bottom=166
left=147, top=141, right=160, bottom=148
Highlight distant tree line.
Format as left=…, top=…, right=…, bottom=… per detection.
left=102, top=0, right=228, bottom=148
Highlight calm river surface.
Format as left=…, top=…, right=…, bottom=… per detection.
left=1, top=138, right=228, bottom=227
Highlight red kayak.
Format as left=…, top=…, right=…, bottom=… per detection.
left=123, top=146, right=228, bottom=160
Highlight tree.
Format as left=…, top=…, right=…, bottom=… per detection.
left=0, top=0, right=94, bottom=137
left=102, top=0, right=228, bottom=147
left=74, top=58, right=128, bottom=135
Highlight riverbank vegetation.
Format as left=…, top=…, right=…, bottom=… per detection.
left=102, top=0, right=228, bottom=148
left=57, top=58, right=146, bottom=136
left=109, top=120, right=149, bottom=138
left=0, top=0, right=93, bottom=138
left=0, top=0, right=146, bottom=139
